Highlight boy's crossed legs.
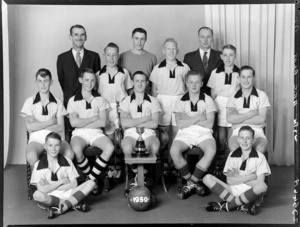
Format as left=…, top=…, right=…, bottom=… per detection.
left=33, top=180, right=95, bottom=218
left=203, top=174, right=267, bottom=214
left=71, top=134, right=114, bottom=195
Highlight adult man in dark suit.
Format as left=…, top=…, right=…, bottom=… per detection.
left=57, top=24, right=101, bottom=142
left=183, top=27, right=222, bottom=96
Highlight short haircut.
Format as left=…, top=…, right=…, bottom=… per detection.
left=132, top=27, right=147, bottom=38
left=104, top=42, right=119, bottom=53
left=198, top=27, right=213, bottom=36
left=70, top=24, right=86, bottom=35
left=45, top=132, right=62, bottom=143
left=238, top=125, right=255, bottom=138
left=240, top=65, right=255, bottom=77
left=163, top=38, right=178, bottom=48
left=222, top=44, right=237, bottom=54
left=185, top=70, right=204, bottom=84
left=132, top=71, right=148, bottom=81
left=36, top=68, right=52, bottom=80
left=81, top=68, right=95, bottom=78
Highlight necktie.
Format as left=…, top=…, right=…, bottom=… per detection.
left=203, top=51, right=208, bottom=72
left=76, top=51, right=81, bottom=68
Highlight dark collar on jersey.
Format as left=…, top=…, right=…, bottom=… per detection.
left=99, top=65, right=125, bottom=75
left=74, top=89, right=100, bottom=101
left=216, top=63, right=240, bottom=73
left=158, top=59, right=184, bottom=68
left=181, top=91, right=205, bottom=101
left=33, top=92, right=57, bottom=104
left=130, top=92, right=151, bottom=103
left=230, top=147, right=259, bottom=158
left=234, top=87, right=259, bottom=99
left=37, top=153, right=70, bottom=170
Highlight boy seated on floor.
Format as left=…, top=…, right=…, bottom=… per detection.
left=203, top=125, right=271, bottom=215
left=31, top=132, right=95, bottom=219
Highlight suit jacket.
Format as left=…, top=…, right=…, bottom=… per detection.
left=57, top=48, right=101, bottom=107
left=183, top=48, right=222, bottom=95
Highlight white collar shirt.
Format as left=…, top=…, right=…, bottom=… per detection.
left=72, top=48, right=84, bottom=61
left=199, top=48, right=211, bottom=61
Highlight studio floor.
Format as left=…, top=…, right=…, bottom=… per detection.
left=3, top=165, right=295, bottom=227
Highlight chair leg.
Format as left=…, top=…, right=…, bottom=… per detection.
left=27, top=163, right=33, bottom=200
left=177, top=172, right=183, bottom=192
left=104, top=175, right=110, bottom=193
left=125, top=164, right=129, bottom=191
left=160, top=148, right=168, bottom=193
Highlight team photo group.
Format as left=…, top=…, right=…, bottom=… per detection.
left=21, top=23, right=272, bottom=219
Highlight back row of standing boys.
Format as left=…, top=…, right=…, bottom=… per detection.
left=21, top=25, right=271, bottom=216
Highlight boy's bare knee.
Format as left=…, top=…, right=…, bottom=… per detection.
left=121, top=142, right=133, bottom=155
left=26, top=151, right=38, bottom=166
left=256, top=144, right=267, bottom=154
left=33, top=190, right=45, bottom=202
left=104, top=142, right=114, bottom=155
left=170, top=146, right=180, bottom=161
left=228, top=139, right=239, bottom=152
left=64, top=149, right=75, bottom=160
left=150, top=141, right=160, bottom=155
left=203, top=174, right=215, bottom=188
left=253, top=182, right=268, bottom=194
left=86, top=179, right=96, bottom=190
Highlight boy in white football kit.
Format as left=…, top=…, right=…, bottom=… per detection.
left=120, top=71, right=162, bottom=194
left=21, top=68, right=74, bottom=170
left=31, top=132, right=95, bottom=218
left=170, top=70, right=217, bottom=199
left=67, top=68, right=114, bottom=195
left=203, top=126, right=271, bottom=214
left=226, top=66, right=271, bottom=155
left=207, top=44, right=240, bottom=155
left=97, top=42, right=133, bottom=141
left=150, top=38, right=190, bottom=146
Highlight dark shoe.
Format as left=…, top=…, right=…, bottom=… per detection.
left=144, top=174, right=154, bottom=189
left=205, top=201, right=229, bottom=212
left=253, top=194, right=264, bottom=207
left=36, top=202, right=47, bottom=210
left=73, top=202, right=88, bottom=212
left=91, top=179, right=102, bottom=195
left=178, top=181, right=196, bottom=199
left=238, top=203, right=258, bottom=215
left=195, top=181, right=210, bottom=197
left=46, top=206, right=62, bottom=219
left=124, top=176, right=137, bottom=197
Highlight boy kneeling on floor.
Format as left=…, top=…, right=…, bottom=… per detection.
left=203, top=125, right=271, bottom=215
left=31, top=132, right=95, bottom=219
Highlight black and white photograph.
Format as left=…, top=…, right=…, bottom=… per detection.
left=1, top=0, right=298, bottom=226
